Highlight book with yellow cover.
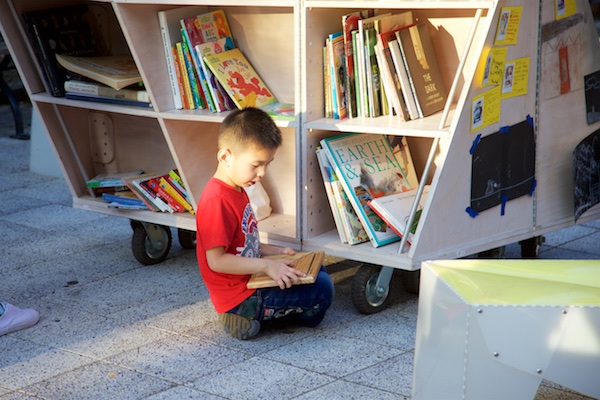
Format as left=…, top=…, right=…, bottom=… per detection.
left=247, top=251, right=324, bottom=289
left=55, top=54, right=142, bottom=90
left=203, top=48, right=276, bottom=109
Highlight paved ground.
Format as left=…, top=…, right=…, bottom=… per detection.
left=0, top=96, right=598, bottom=398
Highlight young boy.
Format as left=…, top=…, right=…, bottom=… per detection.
left=196, top=107, right=334, bottom=340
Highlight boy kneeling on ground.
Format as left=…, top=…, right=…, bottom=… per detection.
left=196, top=107, right=334, bottom=340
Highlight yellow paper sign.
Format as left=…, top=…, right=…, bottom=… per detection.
left=480, top=47, right=508, bottom=87
left=471, top=86, right=501, bottom=133
left=501, top=57, right=530, bottom=99
left=494, top=6, right=522, bottom=45
left=555, top=0, right=577, bottom=20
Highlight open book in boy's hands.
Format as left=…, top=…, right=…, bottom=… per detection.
left=247, top=251, right=325, bottom=289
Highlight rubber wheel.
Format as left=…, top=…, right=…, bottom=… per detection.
left=400, top=270, right=420, bottom=294
left=520, top=236, right=542, bottom=259
left=477, top=246, right=506, bottom=259
left=131, top=224, right=172, bottom=265
left=351, top=264, right=390, bottom=314
left=178, top=229, right=196, bottom=249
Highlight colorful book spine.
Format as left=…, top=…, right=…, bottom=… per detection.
left=171, top=46, right=188, bottom=109
left=181, top=35, right=203, bottom=109
left=147, top=178, right=185, bottom=213
left=159, top=177, right=195, bottom=214
left=175, top=42, right=194, bottom=109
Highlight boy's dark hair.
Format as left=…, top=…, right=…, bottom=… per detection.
left=218, top=107, right=282, bottom=152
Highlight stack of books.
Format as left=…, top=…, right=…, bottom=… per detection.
left=315, top=133, right=427, bottom=250
left=22, top=3, right=151, bottom=108
left=323, top=10, right=448, bottom=121
left=86, top=169, right=194, bottom=214
left=158, top=7, right=288, bottom=118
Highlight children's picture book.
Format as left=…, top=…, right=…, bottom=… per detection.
left=101, top=191, right=149, bottom=209
left=320, top=133, right=414, bottom=247
left=64, top=80, right=149, bottom=102
left=259, top=102, right=295, bottom=121
left=341, top=10, right=376, bottom=118
left=158, top=6, right=208, bottom=109
left=247, top=251, right=325, bottom=289
left=65, top=93, right=152, bottom=108
left=316, top=148, right=368, bottom=245
left=395, top=24, right=447, bottom=118
left=368, top=185, right=430, bottom=250
left=22, top=3, right=109, bottom=97
left=55, top=54, right=142, bottom=91
left=328, top=32, right=347, bottom=119
left=195, top=37, right=236, bottom=112
left=388, top=38, right=419, bottom=120
left=86, top=169, right=144, bottom=189
left=204, top=48, right=277, bottom=109
left=196, top=9, right=232, bottom=43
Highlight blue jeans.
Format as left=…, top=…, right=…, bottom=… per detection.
left=227, top=267, right=334, bottom=327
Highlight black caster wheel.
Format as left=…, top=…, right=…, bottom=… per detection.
left=351, top=264, right=391, bottom=314
left=131, top=223, right=172, bottom=265
left=477, top=246, right=506, bottom=259
left=178, top=229, right=196, bottom=249
left=519, top=236, right=544, bottom=258
left=400, top=269, right=420, bottom=294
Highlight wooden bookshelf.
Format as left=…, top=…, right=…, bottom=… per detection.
left=1, top=0, right=599, bottom=279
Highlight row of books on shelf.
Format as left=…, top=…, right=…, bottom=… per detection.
left=158, top=6, right=293, bottom=119
left=316, top=133, right=429, bottom=251
left=21, top=2, right=293, bottom=117
left=86, top=169, right=194, bottom=215
left=22, top=3, right=152, bottom=108
left=324, top=10, right=448, bottom=121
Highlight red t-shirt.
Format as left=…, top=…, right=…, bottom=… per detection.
left=196, top=177, right=260, bottom=313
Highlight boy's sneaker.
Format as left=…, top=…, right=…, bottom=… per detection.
left=219, top=313, right=260, bottom=340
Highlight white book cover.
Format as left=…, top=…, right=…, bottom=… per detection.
left=368, top=185, right=430, bottom=250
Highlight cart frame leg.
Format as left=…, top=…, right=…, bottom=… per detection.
left=375, top=265, right=394, bottom=295
left=141, top=222, right=167, bottom=250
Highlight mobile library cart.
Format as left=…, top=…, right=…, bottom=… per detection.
left=1, top=0, right=598, bottom=313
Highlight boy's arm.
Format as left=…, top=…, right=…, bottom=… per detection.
left=206, top=246, right=306, bottom=290
left=260, top=243, right=296, bottom=257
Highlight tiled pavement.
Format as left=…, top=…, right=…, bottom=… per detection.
left=0, top=99, right=598, bottom=399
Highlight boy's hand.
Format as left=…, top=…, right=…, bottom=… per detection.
left=279, top=247, right=296, bottom=256
left=265, top=258, right=306, bottom=290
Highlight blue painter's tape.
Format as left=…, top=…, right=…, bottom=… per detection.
left=529, top=178, right=537, bottom=196
left=466, top=207, right=479, bottom=218
left=526, top=114, right=533, bottom=125
left=499, top=126, right=510, bottom=134
left=501, top=194, right=508, bottom=216
left=470, top=134, right=481, bottom=155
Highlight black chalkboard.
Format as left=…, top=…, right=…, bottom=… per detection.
left=573, top=127, right=600, bottom=221
left=470, top=119, right=536, bottom=213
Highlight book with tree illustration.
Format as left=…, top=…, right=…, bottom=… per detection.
left=320, top=133, right=415, bottom=247
left=204, top=48, right=277, bottom=109
left=247, top=251, right=325, bottom=289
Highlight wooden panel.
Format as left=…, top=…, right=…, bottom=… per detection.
left=535, top=0, right=600, bottom=230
